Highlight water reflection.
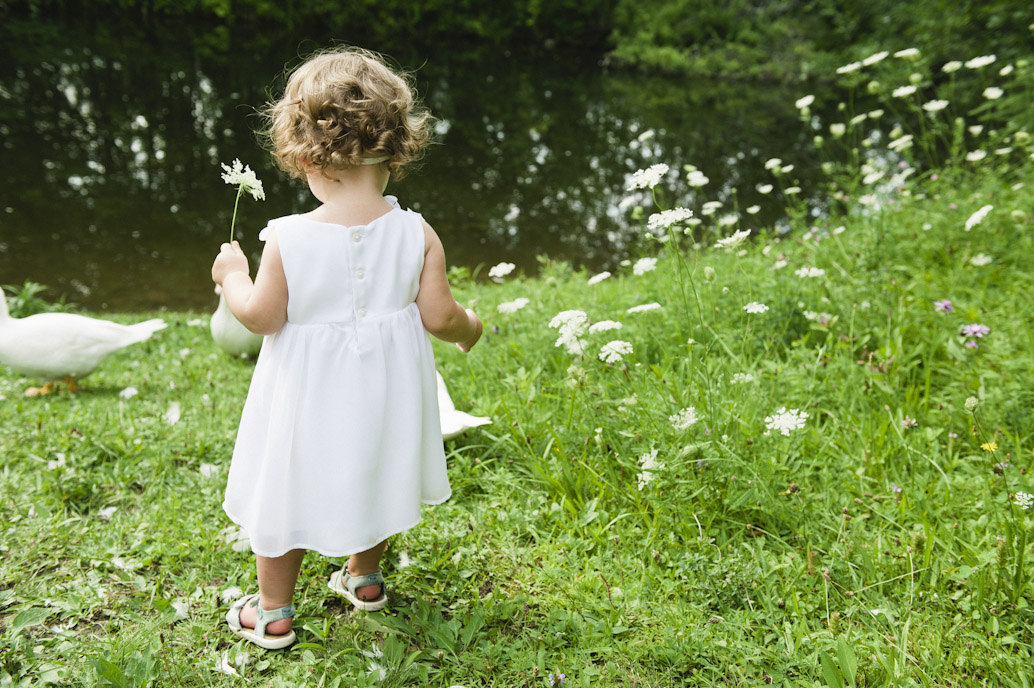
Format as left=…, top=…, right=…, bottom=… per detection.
left=0, top=16, right=818, bottom=311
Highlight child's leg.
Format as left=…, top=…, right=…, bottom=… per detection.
left=348, top=540, right=387, bottom=601
left=237, top=549, right=305, bottom=634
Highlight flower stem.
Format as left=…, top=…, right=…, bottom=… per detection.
left=229, top=185, right=244, bottom=244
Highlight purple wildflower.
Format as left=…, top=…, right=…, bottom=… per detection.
left=960, top=323, right=990, bottom=338
left=901, top=417, right=917, bottom=429
left=933, top=300, right=953, bottom=313
left=891, top=484, right=902, bottom=493
left=965, top=339, right=979, bottom=349
left=949, top=432, right=958, bottom=439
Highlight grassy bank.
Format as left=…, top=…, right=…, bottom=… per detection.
left=2, top=50, right=1034, bottom=688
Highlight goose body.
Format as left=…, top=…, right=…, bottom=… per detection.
left=0, top=292, right=166, bottom=393
left=210, top=287, right=263, bottom=357
left=437, top=371, right=491, bottom=440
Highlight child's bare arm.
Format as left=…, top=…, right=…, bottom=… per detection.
left=415, top=221, right=482, bottom=352
left=211, top=237, right=289, bottom=335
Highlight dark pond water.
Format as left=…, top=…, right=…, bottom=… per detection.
left=0, top=14, right=821, bottom=311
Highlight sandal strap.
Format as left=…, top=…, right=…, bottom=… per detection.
left=345, top=570, right=385, bottom=594
left=249, top=596, right=295, bottom=638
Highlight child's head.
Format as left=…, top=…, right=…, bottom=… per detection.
left=264, top=46, right=431, bottom=181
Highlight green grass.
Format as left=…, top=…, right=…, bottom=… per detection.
left=3, top=50, right=1034, bottom=688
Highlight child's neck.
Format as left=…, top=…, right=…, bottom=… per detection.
left=305, top=165, right=392, bottom=226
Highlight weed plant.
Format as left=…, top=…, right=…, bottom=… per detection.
left=1, top=47, right=1033, bottom=687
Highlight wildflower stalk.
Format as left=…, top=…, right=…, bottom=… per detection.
left=229, top=184, right=244, bottom=244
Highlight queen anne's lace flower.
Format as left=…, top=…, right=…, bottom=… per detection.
left=220, top=159, right=265, bottom=201
left=764, top=407, right=809, bottom=436
left=599, top=340, right=633, bottom=363
left=743, top=302, right=769, bottom=314
left=795, top=266, right=826, bottom=278
left=588, top=320, right=623, bottom=333
left=497, top=297, right=530, bottom=314
left=633, top=257, right=658, bottom=275
left=627, top=164, right=669, bottom=190
left=965, top=205, right=993, bottom=230
left=627, top=303, right=661, bottom=313
left=715, top=229, right=751, bottom=250
left=587, top=271, right=611, bottom=285
left=1014, top=491, right=1034, bottom=510
left=965, top=55, right=996, bottom=69
left=489, top=262, right=516, bottom=279
left=549, top=310, right=589, bottom=355
left=637, top=450, right=661, bottom=490
left=668, top=407, right=698, bottom=430
left=647, top=208, right=694, bottom=231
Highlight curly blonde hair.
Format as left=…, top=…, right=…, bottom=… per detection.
left=262, top=47, right=432, bottom=181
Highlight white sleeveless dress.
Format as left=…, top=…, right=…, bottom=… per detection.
left=223, top=197, right=451, bottom=558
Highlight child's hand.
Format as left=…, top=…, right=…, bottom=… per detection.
left=212, top=241, right=250, bottom=285
left=456, top=309, right=482, bottom=353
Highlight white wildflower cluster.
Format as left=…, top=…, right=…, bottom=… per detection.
left=803, top=310, right=835, bottom=326
left=764, top=407, right=809, bottom=436
left=668, top=407, right=698, bottom=430
left=969, top=253, right=993, bottom=267
left=587, top=271, right=611, bottom=285
left=686, top=169, right=709, bottom=187
left=647, top=207, right=694, bottom=232
left=627, top=303, right=662, bottom=314
left=588, top=320, right=623, bottom=333
left=795, top=266, right=826, bottom=278
left=548, top=310, right=589, bottom=355
left=220, top=159, right=265, bottom=201
left=489, top=262, right=516, bottom=279
left=637, top=449, right=662, bottom=490
left=888, top=135, right=914, bottom=152
left=633, top=257, right=658, bottom=275
left=922, top=99, right=949, bottom=113
left=715, top=229, right=751, bottom=250
left=1014, top=491, right=1034, bottom=510
left=599, top=340, right=633, bottom=364
left=965, top=205, right=993, bottom=231
left=627, top=163, right=669, bottom=190
left=701, top=200, right=723, bottom=216
left=795, top=95, right=815, bottom=110
left=731, top=373, right=755, bottom=384
left=965, top=55, right=996, bottom=70
left=497, top=297, right=530, bottom=314
left=743, top=302, right=769, bottom=314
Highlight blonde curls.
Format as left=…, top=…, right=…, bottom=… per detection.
left=261, top=47, right=432, bottom=181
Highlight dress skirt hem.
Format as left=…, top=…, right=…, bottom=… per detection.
left=223, top=489, right=452, bottom=559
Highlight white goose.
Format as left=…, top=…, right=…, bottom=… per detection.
left=437, top=371, right=491, bottom=439
left=210, top=285, right=263, bottom=358
left=0, top=288, right=166, bottom=396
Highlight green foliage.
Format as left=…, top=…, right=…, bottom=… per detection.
left=2, top=282, right=73, bottom=317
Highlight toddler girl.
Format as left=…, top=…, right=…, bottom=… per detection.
left=211, top=46, right=482, bottom=650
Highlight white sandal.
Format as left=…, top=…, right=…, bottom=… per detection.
left=225, top=593, right=297, bottom=650
left=328, top=569, right=388, bottom=611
